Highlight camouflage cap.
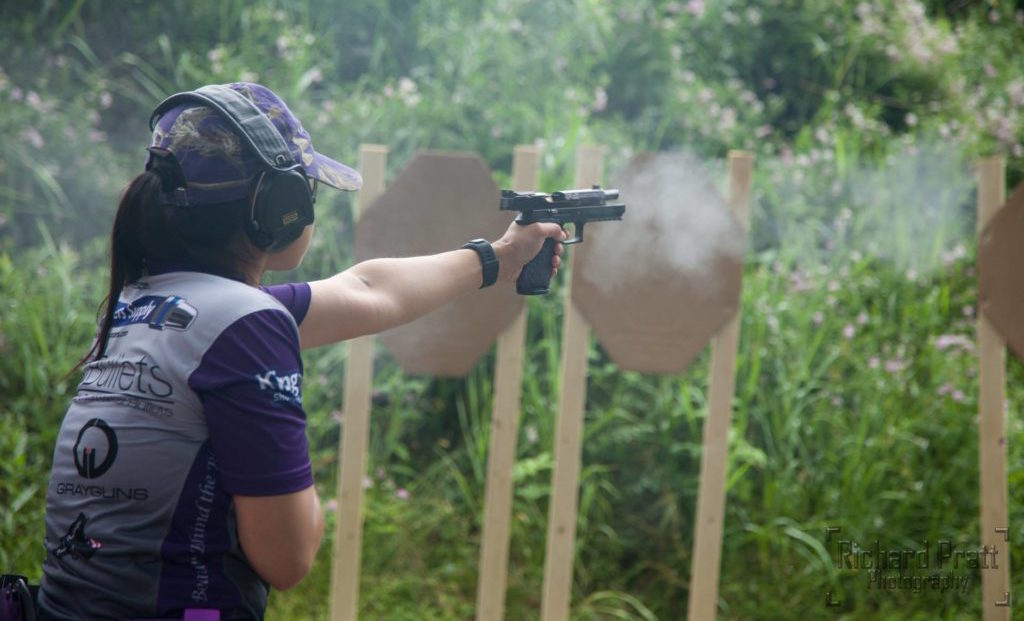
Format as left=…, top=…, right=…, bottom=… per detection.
left=148, top=82, right=361, bottom=205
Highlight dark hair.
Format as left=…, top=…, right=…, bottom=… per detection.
left=72, top=170, right=260, bottom=372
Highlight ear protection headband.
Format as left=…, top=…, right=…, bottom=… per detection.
left=147, top=85, right=315, bottom=252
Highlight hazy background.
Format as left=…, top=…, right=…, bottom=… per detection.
left=2, top=1, right=1023, bottom=619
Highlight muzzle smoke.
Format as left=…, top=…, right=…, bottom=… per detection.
left=576, top=150, right=746, bottom=297
left=577, top=138, right=973, bottom=295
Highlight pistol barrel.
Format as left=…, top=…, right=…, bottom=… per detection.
left=551, top=187, right=619, bottom=203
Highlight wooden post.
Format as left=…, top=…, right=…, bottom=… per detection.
left=475, top=146, right=542, bottom=621
left=687, top=151, right=753, bottom=621
left=540, top=144, right=604, bottom=621
left=977, top=156, right=1011, bottom=621
left=329, top=144, right=389, bottom=621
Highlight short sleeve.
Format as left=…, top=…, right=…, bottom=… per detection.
left=261, top=282, right=312, bottom=325
left=189, top=308, right=313, bottom=496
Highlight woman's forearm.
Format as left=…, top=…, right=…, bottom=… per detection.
left=301, top=247, right=495, bottom=348
left=344, top=248, right=485, bottom=329
left=299, top=223, right=565, bottom=349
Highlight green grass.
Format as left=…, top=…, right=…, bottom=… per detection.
left=3, top=214, right=1023, bottom=619
left=266, top=233, right=1021, bottom=620
left=4, top=185, right=1024, bottom=619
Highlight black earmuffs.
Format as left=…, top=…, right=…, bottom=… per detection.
left=146, top=85, right=314, bottom=252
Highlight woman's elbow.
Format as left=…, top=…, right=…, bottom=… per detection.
left=260, top=553, right=316, bottom=591
left=246, top=533, right=321, bottom=590
left=235, top=488, right=326, bottom=591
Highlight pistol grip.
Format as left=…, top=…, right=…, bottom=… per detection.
left=516, top=237, right=557, bottom=295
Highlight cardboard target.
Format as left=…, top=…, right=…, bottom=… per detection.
left=352, top=151, right=524, bottom=376
left=571, top=151, right=746, bottom=374
left=979, top=180, right=1024, bottom=361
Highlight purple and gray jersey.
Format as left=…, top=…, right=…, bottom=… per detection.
left=39, top=272, right=313, bottom=620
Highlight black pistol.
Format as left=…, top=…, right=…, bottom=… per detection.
left=499, top=186, right=626, bottom=295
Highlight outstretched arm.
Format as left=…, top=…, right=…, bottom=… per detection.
left=298, top=221, right=566, bottom=349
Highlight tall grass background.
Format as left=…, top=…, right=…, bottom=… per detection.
left=2, top=0, right=1024, bottom=618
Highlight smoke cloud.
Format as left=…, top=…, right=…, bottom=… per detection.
left=847, top=140, right=973, bottom=275
left=577, top=137, right=975, bottom=297
left=755, top=137, right=975, bottom=277
left=576, top=150, right=746, bottom=297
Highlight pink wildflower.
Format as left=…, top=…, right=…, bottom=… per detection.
left=301, top=67, right=323, bottom=85
left=788, top=270, right=812, bottom=293
left=885, top=359, right=907, bottom=374
left=22, top=127, right=44, bottom=149
left=934, top=334, right=975, bottom=354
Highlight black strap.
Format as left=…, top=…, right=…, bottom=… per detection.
left=462, top=239, right=499, bottom=288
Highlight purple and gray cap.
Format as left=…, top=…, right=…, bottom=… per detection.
left=148, top=82, right=362, bottom=205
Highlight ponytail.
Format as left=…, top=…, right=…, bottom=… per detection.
left=70, top=171, right=260, bottom=374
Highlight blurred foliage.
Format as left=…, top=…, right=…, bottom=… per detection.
left=1, top=0, right=1021, bottom=247
left=2, top=0, right=1024, bottom=619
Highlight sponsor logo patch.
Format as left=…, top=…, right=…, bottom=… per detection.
left=53, top=512, right=103, bottom=561
left=112, top=295, right=198, bottom=331
left=78, top=354, right=174, bottom=402
left=73, top=418, right=118, bottom=479
left=254, top=369, right=303, bottom=405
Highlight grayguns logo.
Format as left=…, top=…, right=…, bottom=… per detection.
left=73, top=418, right=118, bottom=479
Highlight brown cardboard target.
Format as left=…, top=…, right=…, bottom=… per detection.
left=572, top=151, right=746, bottom=374
left=979, top=181, right=1024, bottom=361
left=353, top=151, right=524, bottom=376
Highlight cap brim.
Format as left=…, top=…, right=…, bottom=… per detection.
left=308, top=151, right=362, bottom=191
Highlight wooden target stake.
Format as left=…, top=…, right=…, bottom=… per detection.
left=977, top=156, right=1011, bottom=620
left=475, top=146, right=542, bottom=621
left=686, top=151, right=753, bottom=621
left=329, top=144, right=389, bottom=621
left=540, top=144, right=605, bottom=621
